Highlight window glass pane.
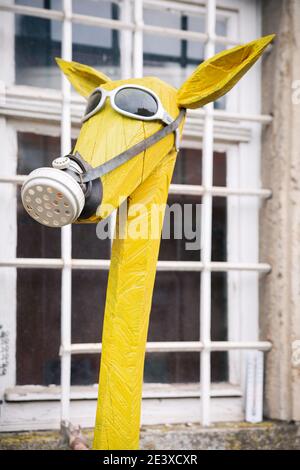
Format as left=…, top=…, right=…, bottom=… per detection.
left=15, top=1, right=120, bottom=87
left=216, top=17, right=227, bottom=37
left=158, top=193, right=226, bottom=264
left=16, top=131, right=110, bottom=385
left=17, top=268, right=61, bottom=385
left=17, top=133, right=61, bottom=385
left=186, top=14, right=205, bottom=60
left=143, top=7, right=204, bottom=88
left=17, top=133, right=61, bottom=259
left=143, top=8, right=181, bottom=57
left=18, top=132, right=60, bottom=173
left=146, top=271, right=228, bottom=383
left=72, top=224, right=110, bottom=260
left=172, top=149, right=226, bottom=187
left=16, top=132, right=228, bottom=385
left=17, top=268, right=108, bottom=386
left=72, top=24, right=121, bottom=82
left=144, top=352, right=199, bottom=383
left=16, top=0, right=62, bottom=9
left=172, top=148, right=202, bottom=185
left=149, top=271, right=200, bottom=342
left=72, top=0, right=117, bottom=17
left=159, top=194, right=201, bottom=262
left=71, top=354, right=100, bottom=385
left=143, top=31, right=204, bottom=89
left=70, top=270, right=108, bottom=385
left=143, top=8, right=228, bottom=112
left=211, top=271, right=228, bottom=382
left=144, top=352, right=227, bottom=383
left=15, top=14, right=62, bottom=88
left=72, top=0, right=120, bottom=80
left=212, top=197, right=227, bottom=262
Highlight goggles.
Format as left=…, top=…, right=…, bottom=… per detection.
left=82, top=84, right=175, bottom=127
left=21, top=84, right=186, bottom=228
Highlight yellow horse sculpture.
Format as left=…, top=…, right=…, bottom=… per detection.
left=56, top=34, right=274, bottom=450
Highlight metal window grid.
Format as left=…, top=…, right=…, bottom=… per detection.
left=0, top=0, right=272, bottom=428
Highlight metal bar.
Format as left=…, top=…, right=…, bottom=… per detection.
left=209, top=342, right=272, bottom=351
left=0, top=176, right=272, bottom=198
left=189, top=109, right=273, bottom=124
left=133, top=0, right=143, bottom=78
left=0, top=175, right=27, bottom=184
left=0, top=3, right=133, bottom=30
left=60, top=0, right=72, bottom=426
left=0, top=3, right=64, bottom=21
left=142, top=23, right=207, bottom=41
left=0, top=258, right=271, bottom=273
left=71, top=12, right=133, bottom=30
left=0, top=3, right=240, bottom=45
left=144, top=0, right=207, bottom=15
left=143, top=24, right=240, bottom=46
left=169, top=184, right=272, bottom=198
left=199, top=0, right=216, bottom=428
left=120, top=0, right=133, bottom=79
left=209, top=262, right=271, bottom=273
left=61, top=340, right=272, bottom=355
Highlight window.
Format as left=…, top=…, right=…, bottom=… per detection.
left=0, top=0, right=272, bottom=431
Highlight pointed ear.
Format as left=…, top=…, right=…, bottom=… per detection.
left=176, top=34, right=275, bottom=109
left=55, top=58, right=111, bottom=98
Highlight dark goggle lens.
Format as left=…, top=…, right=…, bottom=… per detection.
left=115, top=88, right=158, bottom=118
left=84, top=90, right=102, bottom=117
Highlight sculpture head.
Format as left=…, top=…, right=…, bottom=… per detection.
left=21, top=34, right=274, bottom=227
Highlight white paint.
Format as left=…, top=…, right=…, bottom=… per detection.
left=0, top=175, right=272, bottom=199
left=60, top=0, right=73, bottom=425
left=0, top=258, right=271, bottom=273
left=237, top=0, right=262, bottom=397
left=133, top=0, right=143, bottom=78
left=0, top=119, right=17, bottom=399
left=199, top=0, right=216, bottom=428
left=5, top=382, right=243, bottom=401
left=0, top=0, right=17, bottom=400
left=59, top=340, right=272, bottom=355
left=121, top=0, right=133, bottom=79
left=0, top=396, right=244, bottom=432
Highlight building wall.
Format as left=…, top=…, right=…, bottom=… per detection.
left=261, top=0, right=300, bottom=421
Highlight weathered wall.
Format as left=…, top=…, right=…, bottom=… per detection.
left=1, top=422, right=300, bottom=450
left=261, top=0, right=300, bottom=421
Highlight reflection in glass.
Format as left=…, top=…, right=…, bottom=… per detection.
left=15, top=13, right=62, bottom=88
left=17, top=133, right=61, bottom=259
left=15, top=1, right=121, bottom=87
left=16, top=132, right=109, bottom=385
left=16, top=0, right=62, bottom=9
left=143, top=9, right=228, bottom=109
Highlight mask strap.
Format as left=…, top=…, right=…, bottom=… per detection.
left=77, top=109, right=186, bottom=184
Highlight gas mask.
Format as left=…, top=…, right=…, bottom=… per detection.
left=21, top=84, right=185, bottom=228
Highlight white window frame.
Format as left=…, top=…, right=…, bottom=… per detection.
left=0, top=0, right=272, bottom=432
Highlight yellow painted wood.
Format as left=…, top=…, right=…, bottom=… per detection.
left=55, top=58, right=111, bottom=97
left=176, top=35, right=275, bottom=109
left=56, top=34, right=275, bottom=449
left=93, top=149, right=177, bottom=449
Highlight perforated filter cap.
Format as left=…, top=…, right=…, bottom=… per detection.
left=21, top=167, right=85, bottom=227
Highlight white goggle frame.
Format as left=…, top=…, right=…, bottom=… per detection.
left=81, top=84, right=174, bottom=126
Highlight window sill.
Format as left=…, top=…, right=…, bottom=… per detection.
left=0, top=85, right=252, bottom=143
left=5, top=382, right=242, bottom=402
